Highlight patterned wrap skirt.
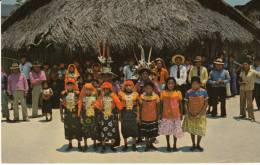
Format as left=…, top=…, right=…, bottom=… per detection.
left=140, top=120, right=158, bottom=138
left=121, top=108, right=139, bottom=138
left=182, top=115, right=207, bottom=136
left=64, top=110, right=82, bottom=140
left=100, top=115, right=117, bottom=141
left=81, top=115, right=100, bottom=140
left=158, top=118, right=184, bottom=138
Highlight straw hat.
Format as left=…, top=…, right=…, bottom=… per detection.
left=100, top=66, right=118, bottom=78
left=10, top=63, right=20, bottom=70
left=172, top=54, right=185, bottom=64
left=194, top=56, right=202, bottom=62
left=213, top=58, right=224, bottom=65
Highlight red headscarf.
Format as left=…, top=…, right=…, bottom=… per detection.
left=101, top=81, right=113, bottom=90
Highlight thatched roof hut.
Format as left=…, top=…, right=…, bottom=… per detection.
left=236, top=0, right=260, bottom=29
left=2, top=0, right=260, bottom=67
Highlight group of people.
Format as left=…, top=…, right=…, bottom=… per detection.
left=1, top=52, right=260, bottom=153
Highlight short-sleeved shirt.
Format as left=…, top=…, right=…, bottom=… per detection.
left=140, top=92, right=160, bottom=121
left=19, top=62, right=32, bottom=79
left=185, top=88, right=208, bottom=115
left=160, top=90, right=182, bottom=119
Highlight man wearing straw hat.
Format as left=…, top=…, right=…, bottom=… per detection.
left=208, top=58, right=230, bottom=118
left=29, top=61, right=46, bottom=118
left=170, top=54, right=187, bottom=95
left=188, top=56, right=208, bottom=87
left=7, top=63, right=29, bottom=121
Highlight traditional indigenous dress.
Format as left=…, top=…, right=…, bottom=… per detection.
left=140, top=92, right=159, bottom=138
left=95, top=93, right=123, bottom=141
left=42, top=87, right=53, bottom=114
left=118, top=91, right=139, bottom=138
left=64, top=64, right=80, bottom=90
left=182, top=88, right=208, bottom=136
left=78, top=85, right=99, bottom=140
left=61, top=90, right=82, bottom=140
left=159, top=90, right=184, bottom=138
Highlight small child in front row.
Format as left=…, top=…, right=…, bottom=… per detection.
left=78, top=83, right=99, bottom=152
left=139, top=81, right=160, bottom=152
left=118, top=80, right=139, bottom=152
left=182, top=76, right=208, bottom=151
left=41, top=81, right=53, bottom=121
left=159, top=77, right=184, bottom=152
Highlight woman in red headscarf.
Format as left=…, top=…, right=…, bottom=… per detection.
left=118, top=80, right=139, bottom=151
left=60, top=79, right=82, bottom=151
left=95, top=81, right=123, bottom=153
left=78, top=83, right=99, bottom=152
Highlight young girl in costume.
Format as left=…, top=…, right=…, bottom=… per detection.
left=182, top=76, right=208, bottom=151
left=41, top=81, right=53, bottom=121
left=159, top=77, right=184, bottom=152
left=64, top=64, right=80, bottom=90
left=60, top=79, right=82, bottom=151
left=139, top=81, right=160, bottom=151
left=118, top=80, right=139, bottom=151
left=78, top=83, right=99, bottom=152
left=95, top=82, right=123, bottom=153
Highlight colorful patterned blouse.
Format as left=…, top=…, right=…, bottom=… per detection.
left=118, top=91, right=139, bottom=110
left=140, top=92, right=160, bottom=121
left=184, top=88, right=208, bottom=115
left=160, top=90, right=182, bottom=119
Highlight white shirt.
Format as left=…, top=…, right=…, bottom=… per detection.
left=19, top=62, right=32, bottom=79
left=123, top=65, right=137, bottom=80
left=170, top=65, right=187, bottom=85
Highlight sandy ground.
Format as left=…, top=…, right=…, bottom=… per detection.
left=1, top=96, right=260, bottom=163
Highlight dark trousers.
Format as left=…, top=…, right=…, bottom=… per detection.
left=179, top=84, right=188, bottom=115
left=253, top=83, right=260, bottom=110
left=26, top=79, right=32, bottom=105
left=211, top=87, right=227, bottom=116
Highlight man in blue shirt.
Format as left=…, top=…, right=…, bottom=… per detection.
left=208, top=58, right=230, bottom=117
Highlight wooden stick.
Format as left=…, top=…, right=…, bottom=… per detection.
left=132, top=47, right=139, bottom=64
left=148, top=47, right=152, bottom=63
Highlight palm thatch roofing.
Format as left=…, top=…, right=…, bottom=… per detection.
left=1, top=0, right=260, bottom=63
left=236, top=0, right=260, bottom=28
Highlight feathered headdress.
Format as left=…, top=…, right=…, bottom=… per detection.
left=97, top=39, right=117, bottom=78
left=135, top=44, right=153, bottom=74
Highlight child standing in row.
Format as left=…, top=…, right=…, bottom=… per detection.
left=118, top=80, right=139, bottom=152
left=182, top=76, right=208, bottom=151
left=78, top=83, right=99, bottom=152
left=95, top=82, right=123, bottom=153
left=41, top=81, right=53, bottom=121
left=60, top=79, right=82, bottom=151
left=139, top=81, right=160, bottom=152
left=159, top=77, right=184, bottom=152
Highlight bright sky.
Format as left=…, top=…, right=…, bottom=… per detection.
left=1, top=0, right=251, bottom=6
left=224, top=0, right=250, bottom=6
